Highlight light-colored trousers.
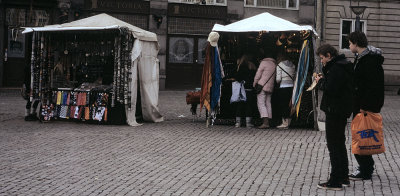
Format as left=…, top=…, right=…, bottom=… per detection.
left=257, top=91, right=272, bottom=118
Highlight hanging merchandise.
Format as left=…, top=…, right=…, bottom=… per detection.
left=204, top=12, right=317, bottom=128
left=291, top=40, right=311, bottom=117
left=23, top=14, right=163, bottom=125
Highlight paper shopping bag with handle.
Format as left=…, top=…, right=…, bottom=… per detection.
left=351, top=111, right=385, bottom=155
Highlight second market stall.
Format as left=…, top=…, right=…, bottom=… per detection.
left=201, top=12, right=318, bottom=129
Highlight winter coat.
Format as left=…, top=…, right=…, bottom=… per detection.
left=276, top=60, right=295, bottom=88
left=235, top=61, right=256, bottom=90
left=318, top=54, right=354, bottom=118
left=253, top=58, right=277, bottom=93
left=353, top=46, right=385, bottom=113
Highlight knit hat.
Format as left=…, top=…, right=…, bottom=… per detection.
left=207, top=32, right=220, bottom=47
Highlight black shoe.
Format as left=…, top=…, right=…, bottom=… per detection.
left=349, top=169, right=372, bottom=181
left=24, top=114, right=38, bottom=121
left=341, top=178, right=350, bottom=187
left=317, top=182, right=343, bottom=191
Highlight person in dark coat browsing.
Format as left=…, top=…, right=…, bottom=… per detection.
left=315, top=44, right=354, bottom=191
left=232, top=54, right=257, bottom=128
left=348, top=31, right=385, bottom=181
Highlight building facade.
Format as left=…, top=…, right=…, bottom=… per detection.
left=320, top=0, right=400, bottom=90
left=0, top=0, right=58, bottom=87
left=0, top=0, right=315, bottom=89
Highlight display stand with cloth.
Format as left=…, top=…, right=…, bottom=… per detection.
left=22, top=14, right=163, bottom=126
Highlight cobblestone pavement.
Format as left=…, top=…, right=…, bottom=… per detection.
left=1, top=89, right=400, bottom=196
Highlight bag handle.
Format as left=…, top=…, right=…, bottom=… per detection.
left=260, top=69, right=276, bottom=88
left=277, top=64, right=294, bottom=81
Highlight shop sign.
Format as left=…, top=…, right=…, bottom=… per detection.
left=168, top=3, right=227, bottom=19
left=92, top=0, right=150, bottom=14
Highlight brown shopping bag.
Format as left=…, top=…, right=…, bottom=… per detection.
left=186, top=91, right=201, bottom=104
left=351, top=112, right=385, bottom=155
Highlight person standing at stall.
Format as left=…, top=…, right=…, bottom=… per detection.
left=23, top=63, right=39, bottom=121
left=348, top=31, right=385, bottom=181
left=315, top=44, right=354, bottom=190
left=233, top=54, right=257, bottom=128
left=275, top=52, right=296, bottom=129
left=253, top=48, right=277, bottom=129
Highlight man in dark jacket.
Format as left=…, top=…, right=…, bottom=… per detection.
left=348, top=31, right=385, bottom=181
left=315, top=44, right=354, bottom=190
left=23, top=62, right=39, bottom=121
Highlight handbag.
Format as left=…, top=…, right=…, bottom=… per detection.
left=351, top=111, right=385, bottom=155
left=255, top=69, right=276, bottom=94
left=186, top=91, right=201, bottom=104
left=230, top=81, right=247, bottom=103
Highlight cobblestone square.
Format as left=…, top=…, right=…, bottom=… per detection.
left=1, top=90, right=399, bottom=195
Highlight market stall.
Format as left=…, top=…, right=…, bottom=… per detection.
left=201, top=12, right=318, bottom=129
left=22, top=14, right=163, bottom=126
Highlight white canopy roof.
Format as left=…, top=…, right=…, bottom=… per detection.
left=212, top=12, right=315, bottom=34
left=23, top=13, right=158, bottom=42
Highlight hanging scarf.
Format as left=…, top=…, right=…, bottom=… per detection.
left=210, top=47, right=222, bottom=110
left=200, top=44, right=213, bottom=112
left=291, top=40, right=310, bottom=117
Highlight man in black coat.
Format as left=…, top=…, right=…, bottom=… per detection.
left=23, top=62, right=39, bottom=121
left=315, top=44, right=354, bottom=190
left=348, top=31, right=385, bottom=181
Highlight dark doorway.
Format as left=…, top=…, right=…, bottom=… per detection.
left=2, top=28, right=29, bottom=87
left=166, top=35, right=207, bottom=90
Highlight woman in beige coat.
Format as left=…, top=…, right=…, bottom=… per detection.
left=253, top=53, right=277, bottom=129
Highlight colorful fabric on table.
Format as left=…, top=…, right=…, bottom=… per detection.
left=74, top=106, right=79, bottom=119
left=66, top=92, right=70, bottom=105
left=63, top=92, right=68, bottom=105
left=70, top=92, right=77, bottom=105
left=70, top=106, right=75, bottom=119
left=92, top=107, right=96, bottom=120
left=84, top=107, right=90, bottom=120
left=56, top=105, right=61, bottom=117
left=59, top=105, right=67, bottom=118
left=52, top=91, right=57, bottom=103
left=78, top=106, right=84, bottom=120
left=94, top=107, right=106, bottom=121
left=56, top=91, right=62, bottom=105
left=104, top=108, right=107, bottom=122
left=66, top=106, right=70, bottom=119
left=86, top=92, right=90, bottom=105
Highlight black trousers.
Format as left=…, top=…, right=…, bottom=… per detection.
left=26, top=99, right=40, bottom=115
left=325, top=113, right=349, bottom=183
left=354, top=154, right=374, bottom=177
left=352, top=111, right=375, bottom=176
left=236, top=90, right=257, bottom=117
left=275, top=87, right=293, bottom=118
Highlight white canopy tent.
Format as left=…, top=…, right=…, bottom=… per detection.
left=23, top=13, right=157, bottom=42
left=212, top=12, right=317, bottom=35
left=23, top=14, right=163, bottom=126
left=210, top=12, right=318, bottom=130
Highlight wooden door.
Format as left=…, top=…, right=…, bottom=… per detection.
left=166, top=36, right=208, bottom=90
left=2, top=28, right=29, bottom=87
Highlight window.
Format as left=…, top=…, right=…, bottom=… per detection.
left=169, top=37, right=194, bottom=64
left=197, top=38, right=208, bottom=64
left=169, top=0, right=226, bottom=6
left=245, top=0, right=298, bottom=9
left=340, top=19, right=367, bottom=49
